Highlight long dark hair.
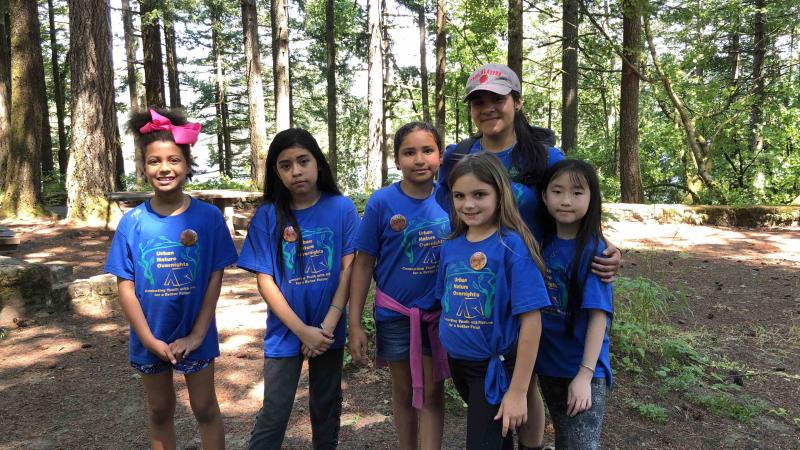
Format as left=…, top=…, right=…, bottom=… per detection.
left=127, top=107, right=197, bottom=180
left=509, top=92, right=550, bottom=187
left=263, top=128, right=341, bottom=275
left=541, top=159, right=605, bottom=333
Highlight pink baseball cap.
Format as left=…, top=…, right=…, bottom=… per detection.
left=464, top=63, right=521, bottom=101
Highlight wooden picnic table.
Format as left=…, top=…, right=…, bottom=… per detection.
left=106, top=189, right=262, bottom=234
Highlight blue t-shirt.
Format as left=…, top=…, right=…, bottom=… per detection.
left=237, top=193, right=359, bottom=357
left=537, top=236, right=613, bottom=386
left=354, top=182, right=450, bottom=322
left=105, top=198, right=238, bottom=365
left=436, top=230, right=550, bottom=361
left=436, top=140, right=564, bottom=241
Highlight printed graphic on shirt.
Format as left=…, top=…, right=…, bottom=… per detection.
left=399, top=217, right=449, bottom=275
left=137, top=236, right=200, bottom=298
left=442, top=262, right=497, bottom=328
left=512, top=182, right=524, bottom=206
left=282, top=227, right=334, bottom=285
left=544, top=262, right=569, bottom=315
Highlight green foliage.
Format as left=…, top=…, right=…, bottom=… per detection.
left=695, top=393, right=768, bottom=422
left=41, top=173, right=66, bottom=206
left=623, top=398, right=668, bottom=423
left=184, top=176, right=253, bottom=191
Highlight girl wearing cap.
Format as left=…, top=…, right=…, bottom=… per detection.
left=436, top=64, right=620, bottom=450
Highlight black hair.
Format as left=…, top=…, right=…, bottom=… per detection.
left=263, top=128, right=341, bottom=276
left=393, top=121, right=442, bottom=160
left=126, top=107, right=197, bottom=180
left=540, top=159, right=605, bottom=333
left=508, top=92, right=549, bottom=187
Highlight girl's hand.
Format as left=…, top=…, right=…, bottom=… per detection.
left=147, top=339, right=177, bottom=364
left=170, top=333, right=203, bottom=360
left=567, top=372, right=593, bottom=417
left=301, top=344, right=323, bottom=358
left=591, top=243, right=621, bottom=283
left=494, top=389, right=528, bottom=437
left=348, top=325, right=370, bottom=365
left=298, top=325, right=334, bottom=354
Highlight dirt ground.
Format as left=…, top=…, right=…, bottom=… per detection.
left=0, top=218, right=798, bottom=449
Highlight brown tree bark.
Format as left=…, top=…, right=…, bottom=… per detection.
left=211, top=9, right=232, bottom=178
left=507, top=0, right=523, bottom=80
left=747, top=0, right=765, bottom=158
left=0, top=13, right=9, bottom=192
left=366, top=0, right=383, bottom=190
left=561, top=0, right=579, bottom=153
left=164, top=20, right=181, bottom=108
left=66, top=0, right=122, bottom=223
left=47, top=0, right=67, bottom=178
left=242, top=0, right=268, bottom=189
left=418, top=2, right=430, bottom=123
left=1, top=0, right=47, bottom=217
left=434, top=0, right=446, bottom=139
left=619, top=0, right=643, bottom=203
left=140, top=0, right=165, bottom=107
left=121, top=0, right=144, bottom=184
left=271, top=0, right=291, bottom=131
left=325, top=0, right=338, bottom=179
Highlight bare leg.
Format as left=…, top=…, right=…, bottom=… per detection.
left=518, top=375, right=545, bottom=449
left=389, top=361, right=418, bottom=450
left=420, top=356, right=444, bottom=450
left=185, top=361, right=225, bottom=450
left=141, top=370, right=177, bottom=450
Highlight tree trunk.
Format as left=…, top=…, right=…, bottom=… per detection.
left=381, top=0, right=391, bottom=187
left=211, top=11, right=232, bottom=178
left=140, top=0, right=165, bottom=107
left=561, top=0, right=579, bottom=153
left=164, top=20, right=181, bottom=108
left=619, top=1, right=643, bottom=203
left=747, top=0, right=765, bottom=157
left=241, top=0, right=268, bottom=189
left=507, top=0, right=523, bottom=80
left=418, top=3, right=430, bottom=123
left=0, top=13, right=10, bottom=192
left=47, top=0, right=67, bottom=178
left=1, top=0, right=47, bottom=217
left=271, top=0, right=291, bottom=131
left=40, top=75, right=53, bottom=178
left=366, top=0, right=383, bottom=191
left=66, top=0, right=121, bottom=222
left=325, top=0, right=337, bottom=179
left=434, top=0, right=446, bottom=140
left=121, top=0, right=144, bottom=184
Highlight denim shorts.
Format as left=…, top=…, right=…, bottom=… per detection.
left=375, top=317, right=433, bottom=362
left=130, top=357, right=213, bottom=375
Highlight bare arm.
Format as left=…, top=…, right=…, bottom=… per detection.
left=256, top=273, right=334, bottom=354
left=347, top=252, right=376, bottom=364
left=169, top=269, right=224, bottom=359
left=567, top=309, right=607, bottom=416
left=303, top=253, right=355, bottom=357
left=117, top=277, right=176, bottom=364
left=495, top=310, right=542, bottom=436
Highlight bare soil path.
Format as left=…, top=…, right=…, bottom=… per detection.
left=0, top=218, right=797, bottom=449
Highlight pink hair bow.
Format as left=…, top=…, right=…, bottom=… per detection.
left=139, top=109, right=202, bottom=145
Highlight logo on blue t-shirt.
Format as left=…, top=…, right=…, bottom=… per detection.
left=282, top=226, right=335, bottom=284
left=443, top=262, right=497, bottom=322
left=399, top=217, right=449, bottom=266
left=136, top=236, right=200, bottom=298
left=544, top=263, right=569, bottom=314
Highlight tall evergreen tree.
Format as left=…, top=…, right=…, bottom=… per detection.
left=0, top=9, right=9, bottom=192
left=140, top=0, right=166, bottom=107
left=507, top=0, right=522, bottom=80
left=619, top=0, right=643, bottom=202
left=272, top=0, right=291, bottom=131
left=325, top=0, right=338, bottom=179
left=0, top=0, right=47, bottom=217
left=66, top=0, right=121, bottom=222
left=47, top=0, right=67, bottom=178
left=241, top=0, right=268, bottom=188
left=434, top=0, right=446, bottom=139
left=561, top=0, right=579, bottom=153
left=366, top=0, right=383, bottom=190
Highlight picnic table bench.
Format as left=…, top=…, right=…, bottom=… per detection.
left=106, top=189, right=262, bottom=234
left=0, top=226, right=19, bottom=250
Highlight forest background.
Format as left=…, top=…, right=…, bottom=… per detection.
left=0, top=0, right=799, bottom=222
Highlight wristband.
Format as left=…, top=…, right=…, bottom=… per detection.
left=329, top=304, right=344, bottom=313
left=580, top=363, right=595, bottom=374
